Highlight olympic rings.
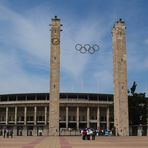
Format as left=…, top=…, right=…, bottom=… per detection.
left=75, top=44, right=100, bottom=54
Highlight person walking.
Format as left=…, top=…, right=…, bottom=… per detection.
left=92, top=130, right=96, bottom=140
left=82, top=129, right=87, bottom=140
left=3, top=128, right=6, bottom=138
left=6, top=129, right=9, bottom=138
left=10, top=129, right=13, bottom=138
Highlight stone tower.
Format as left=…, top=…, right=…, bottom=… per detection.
left=49, top=16, right=62, bottom=136
left=112, top=19, right=129, bottom=136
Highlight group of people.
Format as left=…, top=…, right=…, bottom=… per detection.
left=81, top=128, right=116, bottom=140
left=81, top=128, right=96, bottom=140
left=3, top=128, right=13, bottom=138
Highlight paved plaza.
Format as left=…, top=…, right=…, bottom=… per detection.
left=0, top=136, right=148, bottom=148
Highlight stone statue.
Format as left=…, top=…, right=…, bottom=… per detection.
left=130, top=81, right=137, bottom=96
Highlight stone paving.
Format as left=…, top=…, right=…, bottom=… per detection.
left=0, top=136, right=148, bottom=148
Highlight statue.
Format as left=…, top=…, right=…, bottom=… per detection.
left=130, top=81, right=137, bottom=96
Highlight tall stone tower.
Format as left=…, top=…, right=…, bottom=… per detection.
left=112, top=19, right=129, bottom=136
left=49, top=16, right=62, bottom=136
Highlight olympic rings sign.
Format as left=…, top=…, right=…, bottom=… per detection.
left=75, top=44, right=100, bottom=54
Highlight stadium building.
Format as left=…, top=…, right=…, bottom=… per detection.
left=0, top=93, right=114, bottom=136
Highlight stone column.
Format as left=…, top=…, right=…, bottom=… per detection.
left=33, top=126, right=37, bottom=136
left=112, top=19, right=129, bottom=136
left=97, top=107, right=100, bottom=129
left=45, top=106, right=47, bottom=125
left=23, top=106, right=27, bottom=136
left=49, top=16, right=62, bottom=136
left=34, top=106, right=37, bottom=125
left=14, top=107, right=17, bottom=136
left=87, top=107, right=90, bottom=128
left=13, top=126, right=17, bottom=136
left=66, top=106, right=69, bottom=129
left=33, top=106, right=37, bottom=136
left=23, top=126, right=27, bottom=136
left=15, top=106, right=17, bottom=125
left=76, top=107, right=79, bottom=130
left=107, top=107, right=110, bottom=130
left=146, top=123, right=148, bottom=136
left=6, top=107, right=8, bottom=125
left=24, top=106, right=27, bottom=125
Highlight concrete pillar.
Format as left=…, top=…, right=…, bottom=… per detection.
left=33, top=126, right=37, bottom=136
left=146, top=124, right=148, bottom=136
left=97, top=107, right=100, bottom=129
left=23, top=126, right=27, bottom=136
left=15, top=106, right=17, bottom=125
left=14, top=107, right=17, bottom=136
left=24, top=106, right=27, bottom=125
left=6, top=107, right=8, bottom=125
left=13, top=126, right=17, bottom=136
left=45, top=106, right=47, bottom=125
left=87, top=107, right=90, bottom=128
left=34, top=106, right=37, bottom=125
left=138, top=125, right=143, bottom=136
left=107, top=107, right=110, bottom=130
left=76, top=106, right=79, bottom=130
left=66, top=106, right=68, bottom=129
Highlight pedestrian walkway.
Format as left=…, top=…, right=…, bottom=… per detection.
left=0, top=136, right=148, bottom=148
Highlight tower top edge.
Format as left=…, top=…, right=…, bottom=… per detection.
left=52, top=16, right=60, bottom=21
left=112, top=18, right=126, bottom=30
left=117, top=18, right=125, bottom=24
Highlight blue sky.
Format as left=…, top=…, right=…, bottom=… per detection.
left=0, top=0, right=148, bottom=96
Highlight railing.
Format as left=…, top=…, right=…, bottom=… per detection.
left=59, top=128, right=81, bottom=136
left=59, top=126, right=148, bottom=136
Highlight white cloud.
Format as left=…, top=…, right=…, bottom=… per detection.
left=93, top=70, right=113, bottom=93
left=127, top=48, right=148, bottom=71
left=144, top=38, right=148, bottom=44
left=0, top=4, right=49, bottom=62
left=0, top=51, right=49, bottom=94
left=0, top=4, right=50, bottom=93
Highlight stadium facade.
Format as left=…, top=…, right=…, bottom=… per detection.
left=0, top=93, right=114, bottom=136
left=0, top=93, right=147, bottom=136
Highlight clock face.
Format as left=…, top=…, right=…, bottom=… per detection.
left=52, top=38, right=60, bottom=45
